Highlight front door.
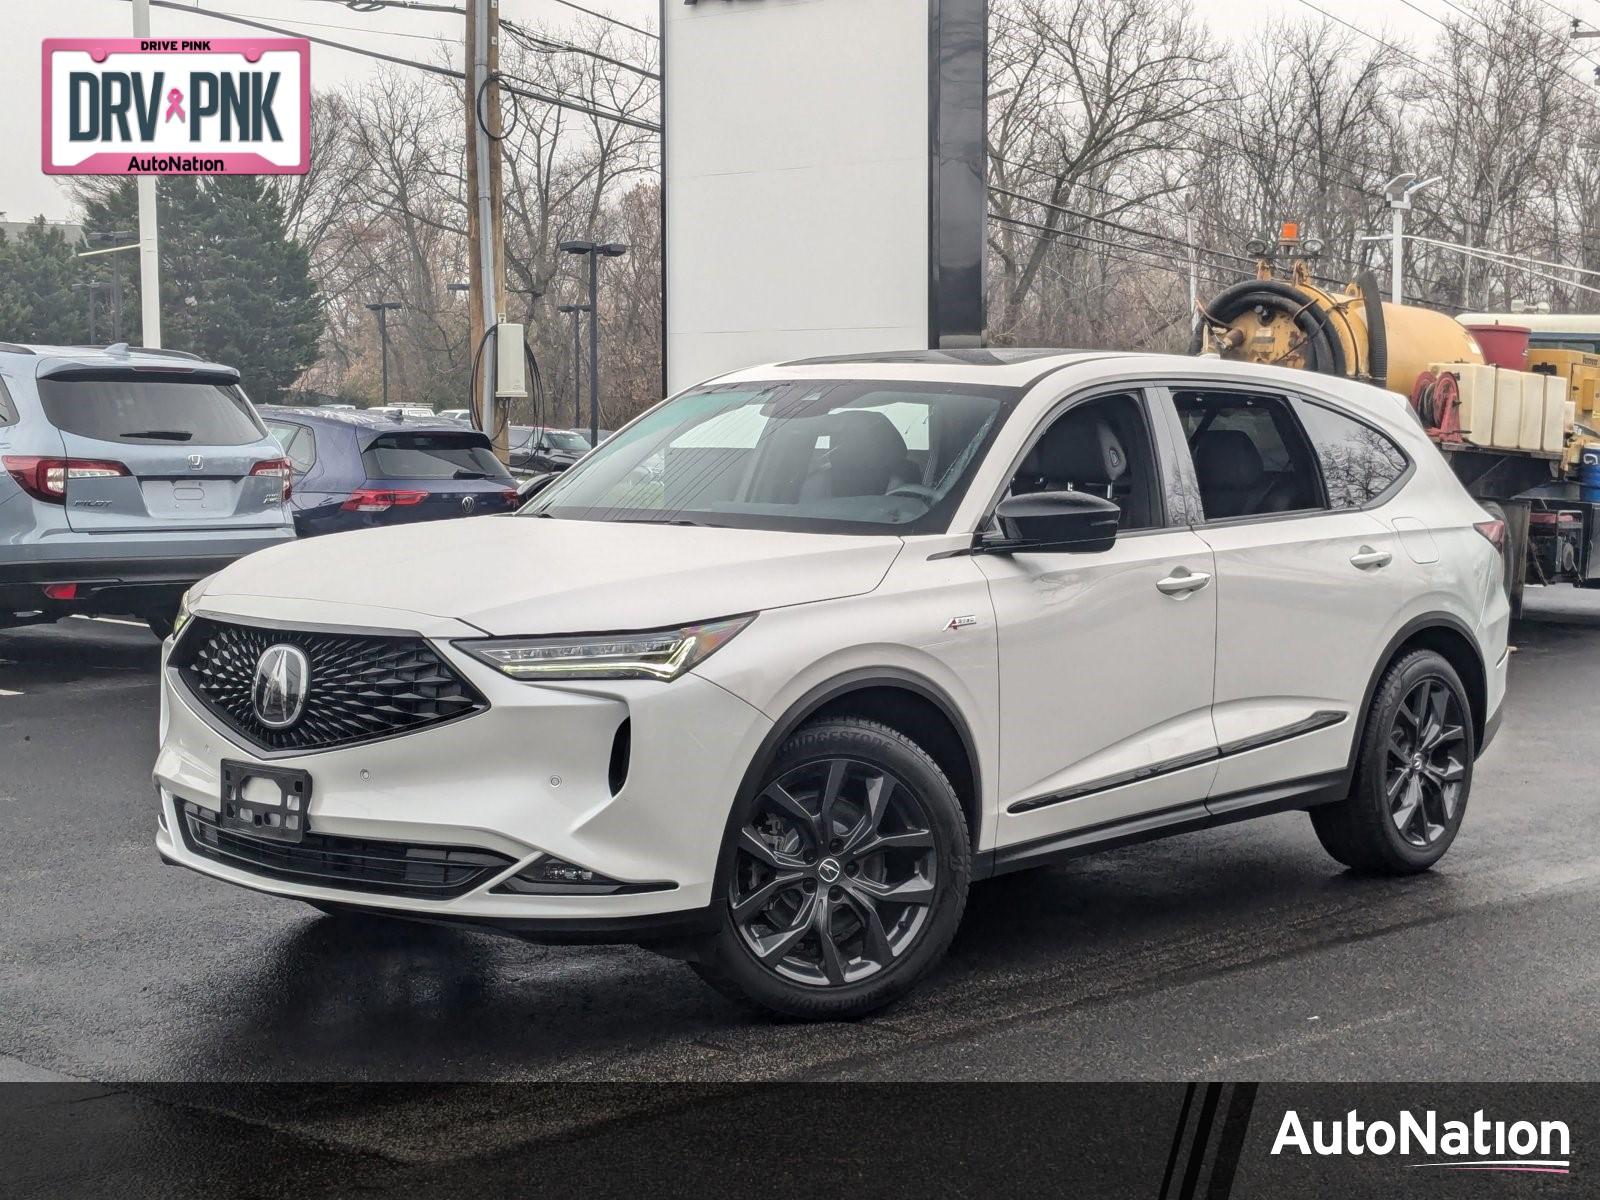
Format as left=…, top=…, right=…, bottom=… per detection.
left=977, top=389, right=1220, bottom=856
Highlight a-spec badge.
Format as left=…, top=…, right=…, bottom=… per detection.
left=945, top=615, right=977, bottom=631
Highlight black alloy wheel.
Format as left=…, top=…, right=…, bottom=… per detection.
left=1385, top=677, right=1468, bottom=849
left=1310, top=649, right=1475, bottom=874
left=690, top=717, right=970, bottom=1019
left=730, top=756, right=938, bottom=987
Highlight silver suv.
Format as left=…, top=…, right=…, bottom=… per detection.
left=0, top=343, right=296, bottom=637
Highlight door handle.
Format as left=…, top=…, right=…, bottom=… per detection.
left=1350, top=545, right=1393, bottom=569
left=1156, top=567, right=1212, bottom=596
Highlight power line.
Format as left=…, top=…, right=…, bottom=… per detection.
left=503, top=20, right=658, bottom=81
left=289, top=0, right=658, bottom=41
left=119, top=0, right=659, bottom=132
left=989, top=185, right=1258, bottom=268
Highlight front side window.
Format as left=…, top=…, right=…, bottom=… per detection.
left=1292, top=398, right=1409, bottom=508
left=1002, top=391, right=1163, bottom=531
left=361, top=432, right=510, bottom=481
left=38, top=373, right=266, bottom=446
left=1175, top=390, right=1322, bottom=520
left=527, top=379, right=1016, bottom=534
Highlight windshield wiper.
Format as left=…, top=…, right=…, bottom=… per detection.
left=118, top=430, right=194, bottom=441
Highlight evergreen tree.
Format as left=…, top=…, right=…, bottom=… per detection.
left=83, top=177, right=323, bottom=403
left=0, top=219, right=89, bottom=344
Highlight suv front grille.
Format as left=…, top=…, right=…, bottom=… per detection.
left=172, top=617, right=488, bottom=753
left=177, top=801, right=514, bottom=898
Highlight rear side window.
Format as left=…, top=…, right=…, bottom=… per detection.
left=1292, top=399, right=1409, bottom=508
left=362, top=432, right=510, bottom=481
left=1174, top=390, right=1323, bottom=520
left=37, top=375, right=266, bottom=446
left=265, top=421, right=317, bottom=473
left=0, top=376, right=16, bottom=426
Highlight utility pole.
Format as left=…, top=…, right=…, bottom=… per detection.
left=465, top=0, right=508, bottom=463
left=1383, top=172, right=1440, bottom=304
left=1184, top=194, right=1199, bottom=335
left=132, top=0, right=162, bottom=347
left=557, top=303, right=589, bottom=427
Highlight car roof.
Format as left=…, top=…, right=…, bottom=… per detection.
left=0, top=342, right=237, bottom=377
left=713, top=349, right=1122, bottom=389
left=263, top=405, right=490, bottom=438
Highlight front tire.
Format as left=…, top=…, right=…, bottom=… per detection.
left=1310, top=649, right=1474, bottom=874
left=690, top=717, right=970, bottom=1019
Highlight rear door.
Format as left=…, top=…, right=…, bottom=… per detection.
left=358, top=429, right=518, bottom=520
left=38, top=367, right=287, bottom=534
left=1160, top=384, right=1411, bottom=811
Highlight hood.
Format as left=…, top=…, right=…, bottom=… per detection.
left=200, top=516, right=904, bottom=635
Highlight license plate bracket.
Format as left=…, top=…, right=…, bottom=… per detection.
left=219, top=759, right=312, bottom=844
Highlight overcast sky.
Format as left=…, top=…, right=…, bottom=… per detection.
left=2, top=0, right=1447, bottom=223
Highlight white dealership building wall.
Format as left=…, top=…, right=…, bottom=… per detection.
left=662, top=0, right=987, bottom=393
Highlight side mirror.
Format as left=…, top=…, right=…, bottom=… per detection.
left=986, top=490, right=1119, bottom=553
left=517, top=472, right=558, bottom=503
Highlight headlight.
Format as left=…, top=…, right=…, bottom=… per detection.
left=455, top=615, right=754, bottom=682
left=172, top=586, right=197, bottom=639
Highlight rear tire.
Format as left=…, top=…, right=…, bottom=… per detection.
left=689, top=717, right=970, bottom=1020
left=1310, top=649, right=1474, bottom=874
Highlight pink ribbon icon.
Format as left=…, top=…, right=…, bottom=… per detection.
left=164, top=88, right=185, bottom=123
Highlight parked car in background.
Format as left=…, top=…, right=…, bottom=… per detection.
left=260, top=407, right=519, bottom=537
left=508, top=427, right=591, bottom=473
left=370, top=405, right=437, bottom=421
left=437, top=409, right=471, bottom=423
left=0, top=342, right=294, bottom=637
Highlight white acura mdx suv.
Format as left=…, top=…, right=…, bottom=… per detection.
left=155, top=350, right=1509, bottom=1018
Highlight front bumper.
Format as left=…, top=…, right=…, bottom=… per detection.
left=155, top=617, right=771, bottom=937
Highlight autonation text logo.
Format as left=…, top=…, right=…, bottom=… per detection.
left=1272, top=1108, right=1572, bottom=1175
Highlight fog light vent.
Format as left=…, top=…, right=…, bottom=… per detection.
left=490, top=854, right=673, bottom=896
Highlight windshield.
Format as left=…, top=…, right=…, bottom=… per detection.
left=526, top=379, right=1015, bottom=534
left=544, top=430, right=590, bottom=452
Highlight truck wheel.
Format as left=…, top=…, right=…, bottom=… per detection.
left=1310, top=649, right=1474, bottom=874
left=689, top=717, right=970, bottom=1019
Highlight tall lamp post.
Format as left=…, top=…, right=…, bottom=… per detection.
left=1382, top=173, right=1441, bottom=304
left=559, top=240, right=628, bottom=446
left=556, top=302, right=590, bottom=428
left=72, top=280, right=107, bottom=344
left=366, top=301, right=403, bottom=408
left=77, top=230, right=136, bottom=343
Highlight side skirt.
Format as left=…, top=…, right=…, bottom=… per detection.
left=974, top=770, right=1348, bottom=881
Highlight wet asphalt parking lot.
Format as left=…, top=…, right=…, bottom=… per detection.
left=3, top=589, right=1599, bottom=1104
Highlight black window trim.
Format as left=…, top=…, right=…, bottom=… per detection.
left=1150, top=379, right=1416, bottom=529
left=974, top=383, right=1178, bottom=540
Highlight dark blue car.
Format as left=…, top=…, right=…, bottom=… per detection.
left=260, top=408, right=520, bottom=538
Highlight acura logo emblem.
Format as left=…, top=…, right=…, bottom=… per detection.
left=817, top=857, right=842, bottom=884
left=252, top=644, right=310, bottom=729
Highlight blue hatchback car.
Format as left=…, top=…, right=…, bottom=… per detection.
left=259, top=408, right=520, bottom=538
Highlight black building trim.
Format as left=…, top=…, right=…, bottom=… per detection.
left=928, top=0, right=987, bottom=348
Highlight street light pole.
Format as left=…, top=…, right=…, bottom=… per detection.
left=557, top=303, right=589, bottom=427
left=366, top=301, right=403, bottom=408
left=559, top=240, right=628, bottom=446
left=1383, top=172, right=1441, bottom=304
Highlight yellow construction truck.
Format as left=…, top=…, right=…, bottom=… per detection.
left=1192, top=228, right=1600, bottom=615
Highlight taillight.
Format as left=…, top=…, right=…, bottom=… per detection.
left=502, top=488, right=520, bottom=508
left=1474, top=518, right=1507, bottom=554
left=3, top=455, right=130, bottom=504
left=250, top=456, right=293, bottom=503
left=341, top=487, right=428, bottom=512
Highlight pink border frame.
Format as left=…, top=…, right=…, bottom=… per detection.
left=41, top=37, right=310, bottom=175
